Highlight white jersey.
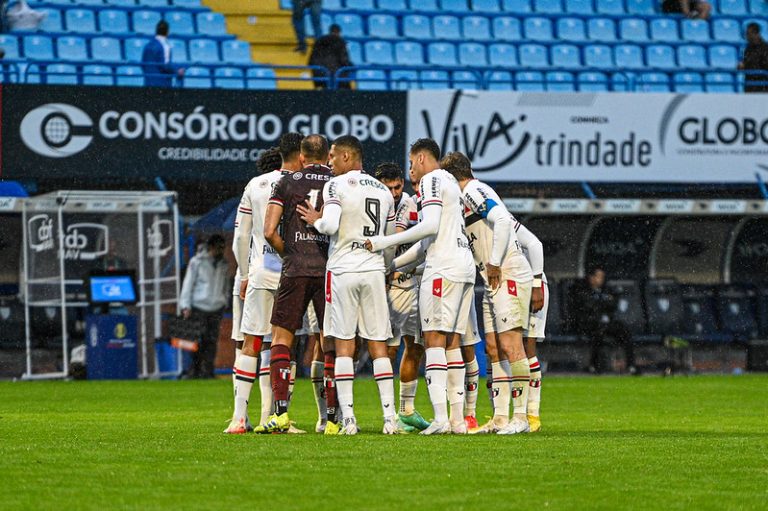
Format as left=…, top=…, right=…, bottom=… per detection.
left=391, top=192, right=419, bottom=290
left=323, top=170, right=395, bottom=274
left=462, top=179, right=532, bottom=284
left=516, top=222, right=548, bottom=284
left=237, top=170, right=285, bottom=289
left=419, top=168, right=475, bottom=283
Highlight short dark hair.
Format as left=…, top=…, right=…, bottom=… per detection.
left=330, top=23, right=341, bottom=34
left=156, top=20, right=169, bottom=36
left=586, top=265, right=604, bottom=277
left=409, top=138, right=441, bottom=161
left=257, top=146, right=282, bottom=174
left=440, top=151, right=473, bottom=181
left=332, top=135, right=363, bottom=162
left=301, top=134, right=330, bottom=162
left=373, top=162, right=403, bottom=182
left=278, top=132, right=303, bottom=161
left=207, top=234, right=225, bottom=248
left=747, top=22, right=761, bottom=34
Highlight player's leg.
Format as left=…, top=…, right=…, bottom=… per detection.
left=419, top=277, right=451, bottom=435
left=258, top=341, right=272, bottom=424
left=460, top=297, right=480, bottom=429
left=524, top=282, right=548, bottom=432
left=311, top=273, right=343, bottom=434
left=444, top=282, right=474, bottom=434
left=309, top=335, right=327, bottom=432
left=397, top=335, right=429, bottom=431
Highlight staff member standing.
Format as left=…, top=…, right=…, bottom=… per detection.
left=739, top=23, right=768, bottom=93
left=141, top=20, right=184, bottom=87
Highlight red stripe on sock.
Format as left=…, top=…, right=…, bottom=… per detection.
left=447, top=361, right=465, bottom=367
left=235, top=369, right=257, bottom=378
left=426, top=364, right=447, bottom=369
left=335, top=373, right=355, bottom=378
left=374, top=372, right=394, bottom=378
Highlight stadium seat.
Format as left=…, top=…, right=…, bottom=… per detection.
left=364, top=40, right=394, bottom=64
left=605, top=281, right=650, bottom=340
left=584, top=44, right=613, bottom=68
left=347, top=40, right=362, bottom=64
left=57, top=36, right=88, bottom=61
left=493, top=17, right=522, bottom=41
left=116, top=65, right=144, bottom=86
left=534, top=0, right=562, bottom=13
left=410, top=0, right=440, bottom=11
left=749, top=0, right=768, bottom=14
left=644, top=280, right=684, bottom=336
left=454, top=43, right=485, bottom=66
left=421, top=69, right=450, bottom=89
left=565, top=0, right=594, bottom=14
left=83, top=64, right=114, bottom=86
left=169, top=39, right=189, bottom=62
left=524, top=17, right=554, bottom=41
left=432, top=15, right=462, bottom=40
left=646, top=44, right=675, bottom=69
left=638, top=71, right=670, bottom=92
left=139, top=0, right=169, bottom=6
left=709, top=45, right=737, bottom=69
left=395, top=41, right=424, bottom=64
left=705, top=72, right=735, bottom=92
left=246, top=67, right=277, bottom=89
left=189, top=38, right=219, bottom=63
left=378, top=0, right=407, bottom=9
left=91, top=37, right=122, bottom=62
left=488, top=43, right=517, bottom=66
left=681, top=19, right=710, bottom=41
left=23, top=35, right=54, bottom=60
left=620, top=18, right=648, bottom=42
left=346, top=0, right=375, bottom=8
left=133, top=11, right=163, bottom=35
left=221, top=40, right=251, bottom=64
left=596, top=0, right=624, bottom=14
left=463, top=16, right=492, bottom=40
left=65, top=8, right=96, bottom=33
left=428, top=42, right=458, bottom=65
left=614, top=44, right=644, bottom=69
left=611, top=71, right=630, bottom=91
left=165, top=12, right=195, bottom=36
left=502, top=0, right=532, bottom=10
left=626, top=0, right=654, bottom=14
left=558, top=18, right=587, bottom=41
left=712, top=19, right=742, bottom=43
left=0, top=35, right=20, bottom=59
left=214, top=67, right=244, bottom=89
left=98, top=10, right=129, bottom=34
left=588, top=18, right=616, bottom=41
left=719, top=0, right=747, bottom=15
left=649, top=18, right=679, bottom=42
left=717, top=286, right=759, bottom=341
left=681, top=286, right=731, bottom=342
left=674, top=72, right=704, bottom=92
left=486, top=70, right=513, bottom=89
left=37, top=9, right=63, bottom=32
left=46, top=63, right=78, bottom=85
left=368, top=14, right=398, bottom=38
left=519, top=43, right=548, bottom=66
left=403, top=15, right=431, bottom=39
left=390, top=69, right=419, bottom=89
left=677, top=45, right=706, bottom=68
left=25, top=63, right=42, bottom=84
left=551, top=44, right=581, bottom=67
left=196, top=12, right=228, bottom=36
left=578, top=71, right=609, bottom=91
left=107, top=0, right=139, bottom=5
left=354, top=69, right=387, bottom=90
left=546, top=71, right=575, bottom=91
left=472, top=0, right=502, bottom=11
left=125, top=37, right=150, bottom=62
left=452, top=69, right=481, bottom=88
left=183, top=66, right=212, bottom=88
left=516, top=70, right=545, bottom=90
left=440, top=0, right=469, bottom=11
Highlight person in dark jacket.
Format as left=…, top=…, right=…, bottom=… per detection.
left=739, top=23, right=768, bottom=93
left=141, top=20, right=184, bottom=88
left=568, top=267, right=637, bottom=375
left=308, top=24, right=352, bottom=89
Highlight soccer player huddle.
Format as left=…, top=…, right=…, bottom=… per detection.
left=224, top=132, right=548, bottom=436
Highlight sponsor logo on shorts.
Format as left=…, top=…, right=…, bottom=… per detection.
left=507, top=280, right=517, bottom=296
left=432, top=278, right=442, bottom=297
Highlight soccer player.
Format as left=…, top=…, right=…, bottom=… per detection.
left=299, top=136, right=397, bottom=435
left=367, top=138, right=476, bottom=435
left=441, top=151, right=534, bottom=435
left=256, top=134, right=338, bottom=434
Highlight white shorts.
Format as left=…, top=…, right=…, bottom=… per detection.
left=461, top=293, right=480, bottom=346
left=524, top=282, right=549, bottom=341
left=387, top=285, right=421, bottom=347
left=231, top=294, right=245, bottom=342
left=324, top=271, right=392, bottom=341
left=482, top=278, right=533, bottom=334
left=419, top=276, right=474, bottom=335
left=241, top=286, right=276, bottom=337
left=296, top=302, right=320, bottom=337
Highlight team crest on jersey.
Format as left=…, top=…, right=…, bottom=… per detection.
left=507, top=280, right=517, bottom=296
left=432, top=278, right=443, bottom=297
left=347, top=177, right=357, bottom=187
left=259, top=179, right=269, bottom=188
left=293, top=172, right=304, bottom=180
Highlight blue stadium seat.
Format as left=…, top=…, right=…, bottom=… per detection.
left=516, top=71, right=545, bottom=90
left=395, top=41, right=424, bottom=64
left=578, top=71, right=608, bottom=90
left=428, top=42, right=458, bottom=65
left=169, top=39, right=189, bottom=62
left=421, top=69, right=450, bottom=89
left=709, top=45, right=737, bottom=69
left=116, top=65, right=144, bottom=86
left=354, top=69, right=387, bottom=90
left=78, top=0, right=108, bottom=5
left=390, top=69, right=419, bottom=89
left=583, top=44, right=613, bottom=67
left=546, top=71, right=575, bottom=91
left=643, top=280, right=684, bottom=336
left=463, top=16, right=492, bottom=40
left=221, top=39, right=252, bottom=64
left=681, top=19, right=710, bottom=41
left=502, top=0, right=532, bottom=11
left=335, top=14, right=365, bottom=37
left=410, top=0, right=440, bottom=11
left=197, top=12, right=228, bottom=36
left=649, top=18, right=679, bottom=41
left=674, top=72, right=703, bottom=92
left=133, top=10, right=163, bottom=35
left=165, top=12, right=195, bottom=36
left=614, top=44, right=643, bottom=69
left=378, top=0, right=407, bottom=9
left=91, top=37, right=122, bottom=62
left=680, top=286, right=731, bottom=341
left=486, top=70, right=513, bottom=90
left=749, top=0, right=768, bottom=14
left=403, top=15, right=431, bottom=39
left=433, top=15, right=462, bottom=40
left=246, top=67, right=277, bottom=89
left=626, top=0, right=654, bottom=14
left=717, top=286, right=759, bottom=341
left=214, top=67, right=244, bottom=89
left=488, top=43, right=517, bottom=66
left=458, top=42, right=487, bottom=65
left=184, top=66, right=212, bottom=88
left=712, top=18, right=741, bottom=43
left=37, top=9, right=63, bottom=32
left=0, top=35, right=20, bottom=59
left=610, top=72, right=630, bottom=91
left=646, top=44, right=675, bottom=68
left=46, top=63, right=78, bottom=85
left=524, top=17, right=554, bottom=41
left=705, top=72, right=735, bottom=92
left=347, top=0, right=375, bottom=8
left=83, top=64, right=114, bottom=86
left=189, top=38, right=220, bottom=63
left=551, top=44, right=580, bottom=67
left=519, top=43, right=548, bottom=66
left=347, top=40, right=362, bottom=63
left=57, top=36, right=88, bottom=61
left=596, top=0, right=624, bottom=13
left=174, top=0, right=202, bottom=5
left=588, top=18, right=616, bottom=41
left=493, top=17, right=522, bottom=40
left=440, top=0, right=469, bottom=10
left=139, top=0, right=169, bottom=6
left=368, top=14, right=398, bottom=38
left=719, top=0, right=747, bottom=15
left=452, top=69, right=481, bottom=88
left=558, top=18, right=586, bottom=41
left=620, top=18, right=648, bottom=42
left=364, top=40, right=394, bottom=64
left=638, top=72, right=670, bottom=92
left=534, top=0, right=562, bottom=13
left=565, top=0, right=593, bottom=13
left=472, top=0, right=502, bottom=11
left=124, top=37, right=150, bottom=62
left=677, top=45, right=706, bottom=68
left=106, top=0, right=138, bottom=5
left=98, top=10, right=129, bottom=33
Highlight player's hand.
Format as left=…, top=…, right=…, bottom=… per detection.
left=364, top=239, right=373, bottom=251
left=487, top=263, right=501, bottom=290
left=531, top=285, right=544, bottom=313
left=182, top=308, right=191, bottom=319
left=297, top=200, right=322, bottom=225
left=239, top=279, right=248, bottom=301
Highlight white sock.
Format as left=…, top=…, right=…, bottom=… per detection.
left=528, top=356, right=542, bottom=417
left=424, top=347, right=448, bottom=423
left=287, top=360, right=297, bottom=407
left=464, top=356, right=479, bottom=418
left=491, top=361, right=511, bottom=420
left=259, top=349, right=272, bottom=423
left=233, top=354, right=257, bottom=421
left=233, top=347, right=241, bottom=399
left=399, top=379, right=418, bottom=415
left=373, top=357, right=396, bottom=419
left=335, top=356, right=355, bottom=421
left=446, top=349, right=466, bottom=424
left=486, top=353, right=494, bottom=410
left=310, top=360, right=327, bottom=421
left=511, top=357, right=531, bottom=416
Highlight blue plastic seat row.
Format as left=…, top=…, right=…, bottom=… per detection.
left=27, top=0, right=204, bottom=8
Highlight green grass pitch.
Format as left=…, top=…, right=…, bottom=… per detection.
left=1, top=375, right=766, bottom=510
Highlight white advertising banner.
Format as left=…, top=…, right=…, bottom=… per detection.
left=406, top=91, right=768, bottom=183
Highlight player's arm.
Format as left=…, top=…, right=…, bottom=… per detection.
left=382, top=197, right=397, bottom=268
left=264, top=203, right=285, bottom=256
left=516, top=222, right=545, bottom=312
left=367, top=179, right=441, bottom=252
left=391, top=240, right=426, bottom=273
left=300, top=181, right=341, bottom=235
left=233, top=189, right=253, bottom=298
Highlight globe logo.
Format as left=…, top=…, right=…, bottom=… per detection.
left=20, top=103, right=93, bottom=158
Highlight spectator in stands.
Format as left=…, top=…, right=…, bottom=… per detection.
left=739, top=23, right=768, bottom=93
left=292, top=0, right=322, bottom=54
left=308, top=24, right=352, bottom=89
left=180, top=234, right=228, bottom=379
left=661, top=0, right=711, bottom=19
left=5, top=0, right=45, bottom=31
left=141, top=20, right=184, bottom=88
left=568, top=266, right=638, bottom=375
